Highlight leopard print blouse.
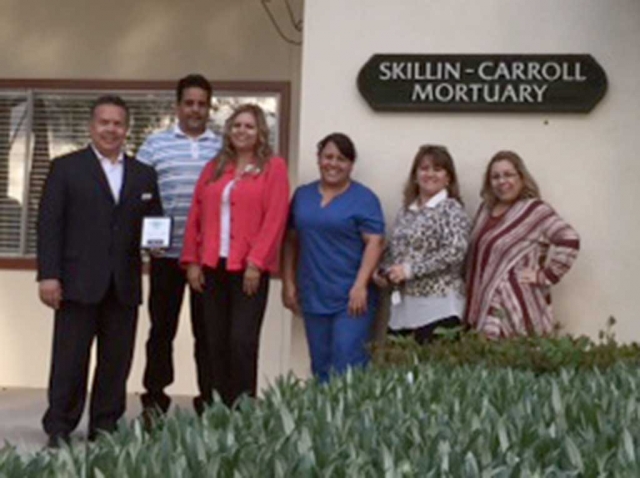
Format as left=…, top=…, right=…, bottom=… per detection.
left=381, top=198, right=470, bottom=297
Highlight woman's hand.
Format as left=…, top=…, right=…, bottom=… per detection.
left=387, top=264, right=408, bottom=285
left=243, top=263, right=261, bottom=296
left=372, top=269, right=389, bottom=288
left=517, top=268, right=538, bottom=284
left=282, top=280, right=301, bottom=316
left=186, top=264, right=204, bottom=292
left=348, top=283, right=368, bottom=316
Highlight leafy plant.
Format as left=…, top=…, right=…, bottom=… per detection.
left=4, top=358, right=640, bottom=476
left=371, top=317, right=640, bottom=374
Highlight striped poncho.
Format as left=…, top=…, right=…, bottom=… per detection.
left=465, top=199, right=580, bottom=338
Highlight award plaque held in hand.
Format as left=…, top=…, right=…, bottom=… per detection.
left=141, top=217, right=172, bottom=249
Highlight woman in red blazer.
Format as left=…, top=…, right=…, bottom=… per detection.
left=182, top=104, right=289, bottom=407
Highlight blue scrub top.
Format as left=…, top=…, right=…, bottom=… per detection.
left=289, top=180, right=385, bottom=315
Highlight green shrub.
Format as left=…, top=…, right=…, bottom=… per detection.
left=4, top=360, right=640, bottom=476
left=372, top=318, right=640, bottom=374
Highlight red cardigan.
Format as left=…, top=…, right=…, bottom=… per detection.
left=181, top=157, right=290, bottom=273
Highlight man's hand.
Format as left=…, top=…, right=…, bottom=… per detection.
left=39, top=279, right=63, bottom=310
left=243, top=263, right=261, bottom=297
left=149, top=248, right=165, bottom=258
left=186, top=264, right=205, bottom=292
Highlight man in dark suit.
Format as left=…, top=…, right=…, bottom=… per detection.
left=37, top=95, right=162, bottom=447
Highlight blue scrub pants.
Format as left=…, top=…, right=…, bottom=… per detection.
left=303, top=306, right=376, bottom=383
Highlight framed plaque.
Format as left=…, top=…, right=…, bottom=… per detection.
left=141, top=217, right=172, bottom=249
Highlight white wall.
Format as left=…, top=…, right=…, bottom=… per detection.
left=0, top=0, right=306, bottom=391
left=298, top=0, right=640, bottom=340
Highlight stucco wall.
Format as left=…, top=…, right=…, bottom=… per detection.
left=0, top=0, right=305, bottom=392
left=0, top=0, right=301, bottom=81
left=298, top=1, right=640, bottom=340
left=0, top=272, right=293, bottom=394
left=4, top=0, right=639, bottom=393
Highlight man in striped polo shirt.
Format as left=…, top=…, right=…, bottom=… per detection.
left=138, top=74, right=222, bottom=417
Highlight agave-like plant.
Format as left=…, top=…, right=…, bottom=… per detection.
left=3, top=361, right=640, bottom=477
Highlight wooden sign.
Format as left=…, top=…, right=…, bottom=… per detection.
left=357, top=54, right=607, bottom=113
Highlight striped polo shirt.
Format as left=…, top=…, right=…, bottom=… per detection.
left=137, top=125, right=222, bottom=258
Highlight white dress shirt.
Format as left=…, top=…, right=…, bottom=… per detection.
left=92, top=144, right=124, bottom=203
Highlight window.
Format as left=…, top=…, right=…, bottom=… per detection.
left=0, top=80, right=290, bottom=268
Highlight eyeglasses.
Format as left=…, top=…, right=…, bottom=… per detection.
left=490, top=172, right=519, bottom=181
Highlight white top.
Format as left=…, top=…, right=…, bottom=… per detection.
left=388, top=188, right=465, bottom=331
left=92, top=144, right=124, bottom=202
left=388, top=290, right=465, bottom=330
left=219, top=180, right=236, bottom=258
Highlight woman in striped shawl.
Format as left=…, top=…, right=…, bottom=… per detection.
left=465, top=151, right=580, bottom=338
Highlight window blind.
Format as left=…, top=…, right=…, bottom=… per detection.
left=0, top=89, right=280, bottom=258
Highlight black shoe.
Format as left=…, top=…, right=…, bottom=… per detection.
left=193, top=396, right=212, bottom=416
left=140, top=392, right=171, bottom=414
left=87, top=424, right=116, bottom=443
left=47, top=433, right=70, bottom=449
left=140, top=406, right=163, bottom=432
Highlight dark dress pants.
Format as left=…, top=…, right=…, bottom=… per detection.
left=42, top=282, right=137, bottom=438
left=141, top=257, right=211, bottom=412
left=203, top=262, right=269, bottom=407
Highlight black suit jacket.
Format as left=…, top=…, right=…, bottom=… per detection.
left=37, top=146, right=162, bottom=306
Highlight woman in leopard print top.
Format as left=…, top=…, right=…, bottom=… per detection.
left=374, top=145, right=470, bottom=344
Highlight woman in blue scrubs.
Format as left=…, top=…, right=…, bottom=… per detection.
left=281, top=133, right=385, bottom=382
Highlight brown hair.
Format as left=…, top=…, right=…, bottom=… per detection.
left=317, top=132, right=356, bottom=162
left=480, top=150, right=541, bottom=206
left=212, top=104, right=273, bottom=180
left=402, top=145, right=462, bottom=208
